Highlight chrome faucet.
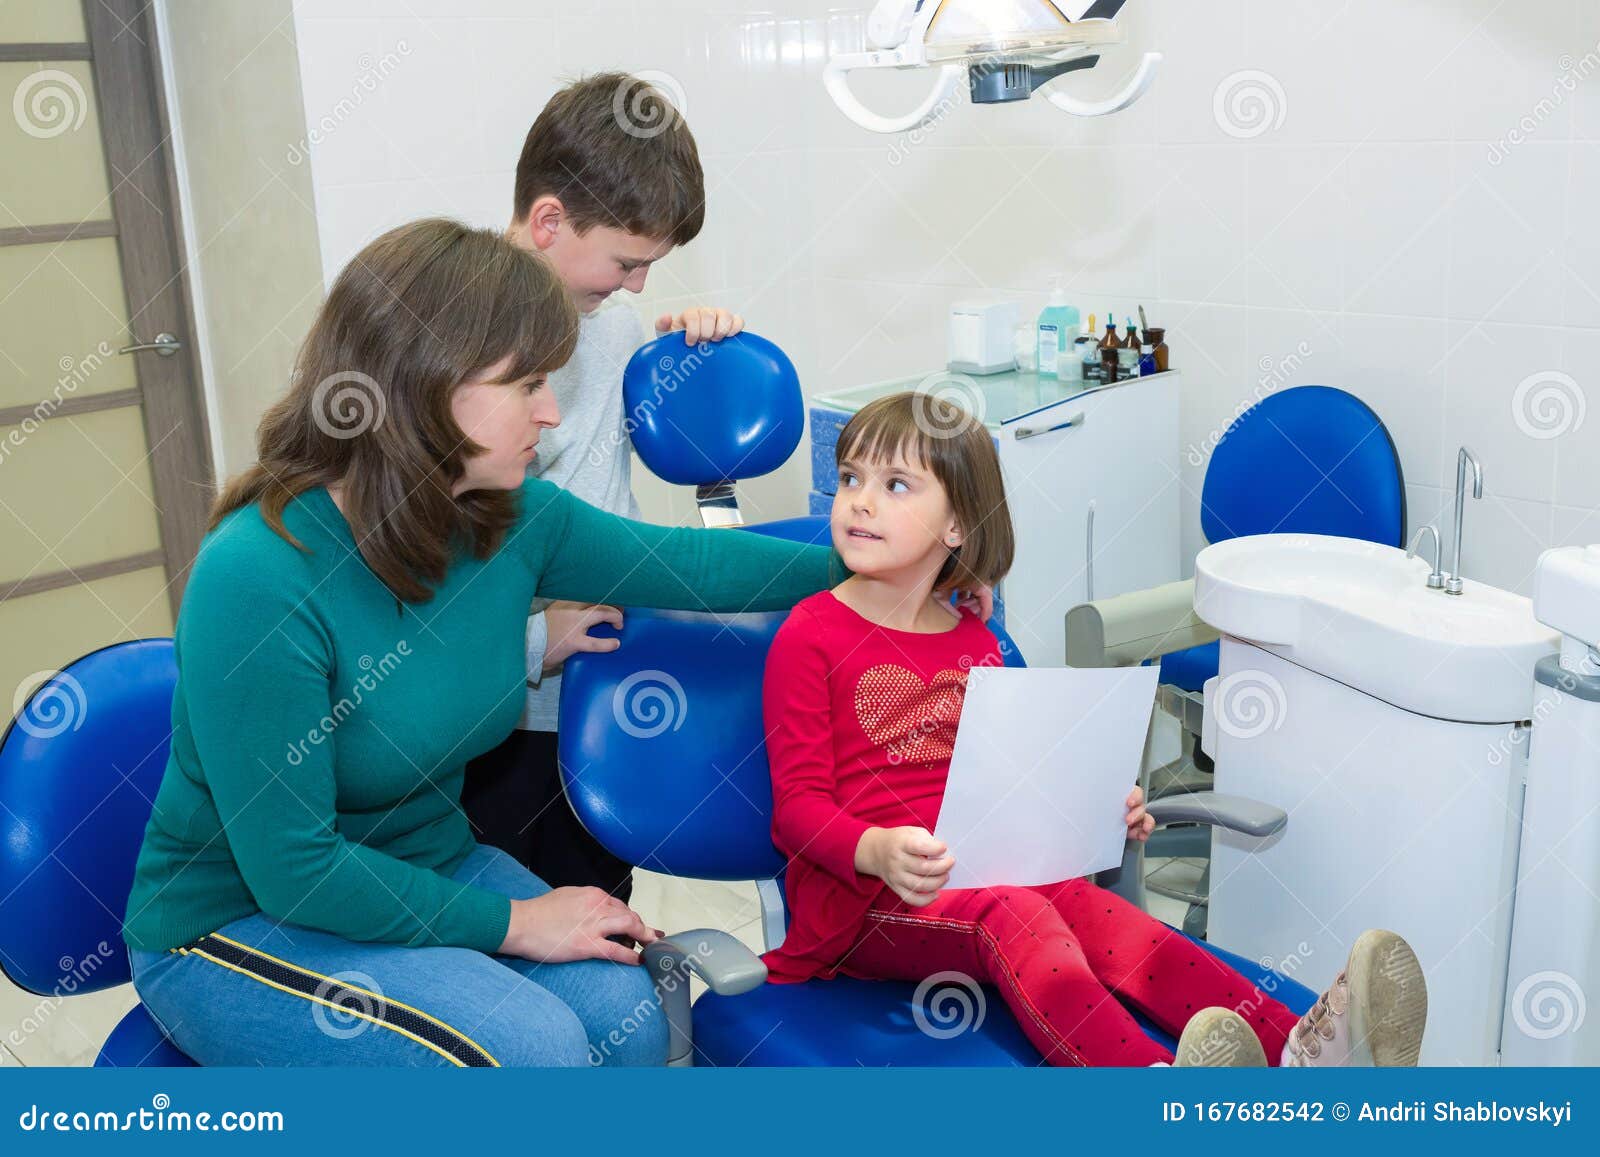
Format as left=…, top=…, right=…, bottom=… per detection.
left=1445, top=446, right=1483, bottom=596
left=1406, top=524, right=1445, bottom=589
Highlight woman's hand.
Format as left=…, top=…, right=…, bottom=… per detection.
left=542, top=601, right=623, bottom=675
left=1125, top=785, right=1155, bottom=842
left=498, top=887, right=661, bottom=965
left=855, top=827, right=955, bottom=908
left=952, top=584, right=995, bottom=622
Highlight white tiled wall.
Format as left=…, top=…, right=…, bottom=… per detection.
left=290, top=0, right=1599, bottom=591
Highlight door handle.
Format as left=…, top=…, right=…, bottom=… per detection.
left=116, top=332, right=182, bottom=357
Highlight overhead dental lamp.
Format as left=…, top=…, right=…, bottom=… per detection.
left=825, top=0, right=1162, bottom=134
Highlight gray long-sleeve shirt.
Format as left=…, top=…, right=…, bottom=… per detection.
left=518, top=300, right=648, bottom=732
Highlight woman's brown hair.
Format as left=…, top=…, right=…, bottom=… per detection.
left=212, top=218, right=578, bottom=603
left=835, top=390, right=1015, bottom=593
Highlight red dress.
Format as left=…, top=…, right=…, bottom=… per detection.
left=761, top=591, right=1302, bottom=1066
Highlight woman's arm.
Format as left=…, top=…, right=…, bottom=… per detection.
left=181, top=550, right=510, bottom=953
left=762, top=614, right=874, bottom=885
left=512, top=478, right=848, bottom=613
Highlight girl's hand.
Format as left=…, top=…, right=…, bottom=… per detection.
left=498, top=888, right=660, bottom=965
left=542, top=601, right=623, bottom=674
left=1125, top=785, right=1155, bottom=842
left=856, top=827, right=955, bottom=908
left=952, top=584, right=995, bottom=622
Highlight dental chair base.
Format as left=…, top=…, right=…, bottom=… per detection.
left=1204, top=639, right=1525, bottom=1065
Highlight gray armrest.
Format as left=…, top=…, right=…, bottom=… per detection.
left=645, top=929, right=767, bottom=995
left=1095, top=792, right=1288, bottom=912
left=644, top=929, right=767, bottom=1067
left=1066, top=578, right=1218, bottom=667
left=1145, top=791, right=1286, bottom=838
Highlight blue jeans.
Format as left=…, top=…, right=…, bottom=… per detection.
left=129, top=844, right=667, bottom=1067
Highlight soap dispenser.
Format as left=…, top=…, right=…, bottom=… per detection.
left=1036, top=279, right=1080, bottom=381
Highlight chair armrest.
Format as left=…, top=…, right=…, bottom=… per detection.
left=644, top=929, right=767, bottom=1067
left=1065, top=578, right=1218, bottom=667
left=645, top=929, right=767, bottom=996
left=1145, top=790, right=1286, bottom=838
left=1094, top=792, right=1288, bottom=912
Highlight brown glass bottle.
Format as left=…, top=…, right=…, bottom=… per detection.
left=1099, top=316, right=1121, bottom=352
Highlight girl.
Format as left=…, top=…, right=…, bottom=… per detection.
left=761, top=391, right=1429, bottom=1068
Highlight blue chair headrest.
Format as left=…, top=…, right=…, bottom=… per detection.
left=1201, top=385, right=1405, bottom=548
left=0, top=639, right=177, bottom=995
left=623, top=331, right=805, bottom=486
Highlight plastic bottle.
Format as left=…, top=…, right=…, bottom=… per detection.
left=1036, top=279, right=1080, bottom=380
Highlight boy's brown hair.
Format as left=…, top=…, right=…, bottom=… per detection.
left=836, top=391, right=1016, bottom=593
left=513, top=72, right=705, bottom=246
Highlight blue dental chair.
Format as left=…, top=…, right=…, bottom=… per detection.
left=1156, top=385, right=1406, bottom=696
left=554, top=332, right=1318, bottom=1066
left=1073, top=385, right=1406, bottom=934
left=0, top=639, right=197, bottom=1067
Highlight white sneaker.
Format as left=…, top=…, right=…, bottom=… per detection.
left=1282, top=929, right=1428, bottom=1067
left=1174, top=1006, right=1267, bottom=1067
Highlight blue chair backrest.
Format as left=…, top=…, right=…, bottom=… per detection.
left=1201, top=385, right=1405, bottom=548
left=559, top=600, right=1025, bottom=882
left=623, top=331, right=805, bottom=486
left=0, top=639, right=176, bottom=995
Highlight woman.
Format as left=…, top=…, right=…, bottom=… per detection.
left=121, top=219, right=870, bottom=1067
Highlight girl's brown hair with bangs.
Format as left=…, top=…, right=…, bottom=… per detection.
left=835, top=391, right=1016, bottom=594
left=212, top=218, right=578, bottom=603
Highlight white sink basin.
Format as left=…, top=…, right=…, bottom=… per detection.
left=1194, top=534, right=1559, bottom=723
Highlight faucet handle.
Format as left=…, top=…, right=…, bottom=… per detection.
left=1406, top=524, right=1446, bottom=589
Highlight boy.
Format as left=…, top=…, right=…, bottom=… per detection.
left=462, top=73, right=743, bottom=903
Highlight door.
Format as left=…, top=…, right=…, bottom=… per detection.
left=0, top=0, right=212, bottom=714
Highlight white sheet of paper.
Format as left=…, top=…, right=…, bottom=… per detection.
left=935, top=665, right=1160, bottom=890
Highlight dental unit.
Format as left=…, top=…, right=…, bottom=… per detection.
left=826, top=1, right=1162, bottom=134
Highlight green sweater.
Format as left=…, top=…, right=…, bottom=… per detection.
left=122, top=480, right=843, bottom=954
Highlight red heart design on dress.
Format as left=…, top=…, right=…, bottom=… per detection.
left=854, top=664, right=969, bottom=765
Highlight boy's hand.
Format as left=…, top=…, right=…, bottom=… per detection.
left=856, top=826, right=955, bottom=908
left=655, top=307, right=744, bottom=345
left=1125, top=785, right=1154, bottom=842
left=542, top=601, right=623, bottom=675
